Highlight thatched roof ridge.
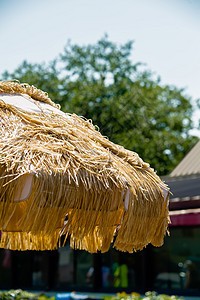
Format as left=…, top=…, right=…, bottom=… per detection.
left=0, top=80, right=59, bottom=109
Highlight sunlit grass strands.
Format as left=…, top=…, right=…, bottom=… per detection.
left=0, top=81, right=170, bottom=252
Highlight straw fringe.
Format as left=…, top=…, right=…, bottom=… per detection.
left=0, top=81, right=170, bottom=252
left=0, top=231, right=60, bottom=250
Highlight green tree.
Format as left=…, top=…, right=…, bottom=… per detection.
left=1, top=36, right=198, bottom=175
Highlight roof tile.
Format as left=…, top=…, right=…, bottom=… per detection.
left=170, top=140, right=200, bottom=177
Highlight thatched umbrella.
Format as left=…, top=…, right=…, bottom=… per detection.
left=0, top=81, right=170, bottom=253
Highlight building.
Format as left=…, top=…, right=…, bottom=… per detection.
left=0, top=141, right=200, bottom=296
left=155, top=140, right=200, bottom=294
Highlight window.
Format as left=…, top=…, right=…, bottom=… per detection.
left=152, top=227, right=200, bottom=290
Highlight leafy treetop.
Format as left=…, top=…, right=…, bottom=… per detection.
left=1, top=36, right=198, bottom=175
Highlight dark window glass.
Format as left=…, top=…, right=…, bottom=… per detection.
left=100, top=248, right=145, bottom=290
left=0, top=249, right=12, bottom=289
left=56, top=245, right=74, bottom=288
left=152, top=226, right=200, bottom=290
left=32, top=251, right=59, bottom=289
left=76, top=250, right=93, bottom=288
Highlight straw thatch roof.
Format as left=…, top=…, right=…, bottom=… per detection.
left=0, top=81, right=170, bottom=252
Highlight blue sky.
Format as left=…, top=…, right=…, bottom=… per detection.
left=1, top=0, right=200, bottom=134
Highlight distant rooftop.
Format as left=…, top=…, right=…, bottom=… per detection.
left=164, top=141, right=200, bottom=203
left=169, top=140, right=200, bottom=177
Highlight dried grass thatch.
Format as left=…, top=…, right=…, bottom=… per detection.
left=0, top=81, right=170, bottom=252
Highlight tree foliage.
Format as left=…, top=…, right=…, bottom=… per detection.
left=1, top=36, right=198, bottom=175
